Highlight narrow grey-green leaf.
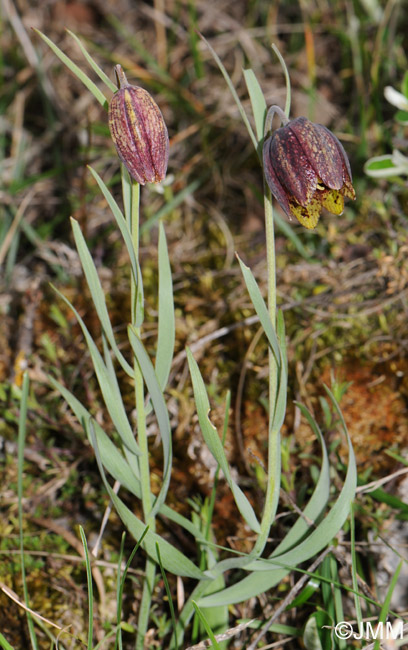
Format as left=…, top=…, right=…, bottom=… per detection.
left=49, top=376, right=141, bottom=490
left=87, top=167, right=139, bottom=286
left=52, top=285, right=139, bottom=456
left=271, top=358, right=287, bottom=433
left=66, top=29, right=117, bottom=92
left=50, top=376, right=207, bottom=542
left=187, top=348, right=260, bottom=533
left=197, top=396, right=357, bottom=606
left=248, top=401, right=356, bottom=570
left=303, top=615, right=324, bottom=650
left=155, top=222, right=175, bottom=391
left=243, top=69, right=266, bottom=148
left=34, top=29, right=108, bottom=108
left=237, top=256, right=280, bottom=365
left=271, top=404, right=329, bottom=556
left=90, top=422, right=206, bottom=580
left=71, top=218, right=134, bottom=378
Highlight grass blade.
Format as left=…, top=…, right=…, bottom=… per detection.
left=140, top=178, right=203, bottom=234
left=274, top=211, right=313, bottom=260
left=79, top=527, right=94, bottom=649
left=198, top=32, right=258, bottom=151
left=374, top=561, right=402, bottom=650
left=0, top=633, right=14, bottom=650
left=115, top=531, right=148, bottom=650
left=191, top=602, right=221, bottom=650
left=156, top=543, right=178, bottom=650
left=18, top=373, right=39, bottom=649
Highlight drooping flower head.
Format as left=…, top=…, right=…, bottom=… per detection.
left=263, top=110, right=355, bottom=229
left=108, top=65, right=169, bottom=185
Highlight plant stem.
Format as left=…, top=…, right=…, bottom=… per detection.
left=131, top=182, right=140, bottom=325
left=252, top=185, right=280, bottom=555
left=264, top=186, right=278, bottom=408
left=129, top=179, right=156, bottom=649
left=253, top=47, right=291, bottom=555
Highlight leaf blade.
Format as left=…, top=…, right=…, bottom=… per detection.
left=155, top=222, right=175, bottom=391
left=34, top=29, right=108, bottom=108
left=187, top=348, right=260, bottom=533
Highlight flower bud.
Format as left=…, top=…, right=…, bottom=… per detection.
left=263, top=116, right=355, bottom=229
left=108, top=65, right=169, bottom=185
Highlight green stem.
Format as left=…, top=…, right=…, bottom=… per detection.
left=131, top=182, right=140, bottom=325
left=129, top=179, right=156, bottom=649
left=252, top=44, right=291, bottom=556
left=252, top=185, right=280, bottom=556
left=264, top=186, right=278, bottom=411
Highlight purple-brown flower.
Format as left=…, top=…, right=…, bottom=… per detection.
left=108, top=65, right=169, bottom=185
left=263, top=115, right=355, bottom=229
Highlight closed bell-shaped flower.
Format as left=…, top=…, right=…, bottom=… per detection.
left=108, top=65, right=169, bottom=185
left=263, top=115, right=355, bottom=229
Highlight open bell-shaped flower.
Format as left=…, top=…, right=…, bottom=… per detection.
left=263, top=114, right=355, bottom=229
left=108, top=65, right=169, bottom=185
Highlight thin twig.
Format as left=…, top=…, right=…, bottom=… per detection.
left=1, top=583, right=63, bottom=630
left=356, top=467, right=408, bottom=494
left=184, top=619, right=255, bottom=650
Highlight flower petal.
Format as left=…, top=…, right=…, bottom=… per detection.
left=270, top=125, right=318, bottom=206
left=319, top=188, right=344, bottom=215
left=289, top=198, right=322, bottom=229
left=263, top=136, right=294, bottom=218
left=289, top=117, right=345, bottom=190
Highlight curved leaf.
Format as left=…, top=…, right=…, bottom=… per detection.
left=90, top=421, right=206, bottom=580
left=52, top=285, right=140, bottom=456
left=34, top=29, right=108, bottom=108
left=155, top=222, right=175, bottom=391
left=66, top=29, right=117, bottom=92
left=71, top=218, right=134, bottom=378
left=187, top=348, right=260, bottom=534
left=237, top=256, right=281, bottom=365
left=198, top=391, right=357, bottom=606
